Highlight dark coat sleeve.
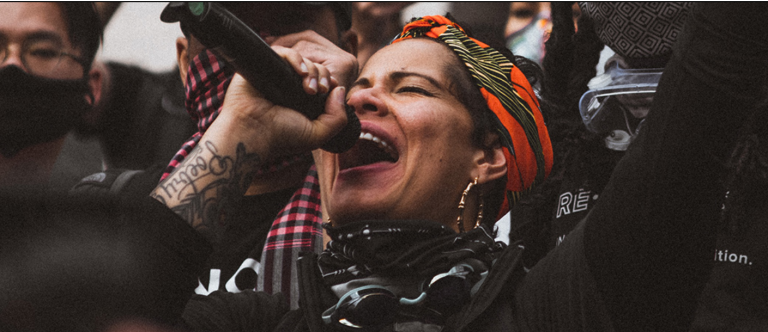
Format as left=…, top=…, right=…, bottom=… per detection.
left=514, top=3, right=768, bottom=331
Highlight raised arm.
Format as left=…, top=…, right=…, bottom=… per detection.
left=516, top=3, right=768, bottom=331
left=150, top=53, right=348, bottom=241
left=583, top=3, right=768, bottom=330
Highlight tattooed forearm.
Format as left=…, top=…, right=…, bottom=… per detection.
left=151, top=141, right=261, bottom=240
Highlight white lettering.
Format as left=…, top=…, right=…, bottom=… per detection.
left=195, top=269, right=221, bottom=295
left=574, top=191, right=590, bottom=213
left=225, top=258, right=261, bottom=293
left=557, top=193, right=573, bottom=218
left=556, top=234, right=566, bottom=246
left=713, top=248, right=751, bottom=265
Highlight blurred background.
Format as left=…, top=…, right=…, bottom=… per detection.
left=97, top=2, right=515, bottom=71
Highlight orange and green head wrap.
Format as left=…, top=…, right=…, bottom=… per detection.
left=392, top=15, right=553, bottom=221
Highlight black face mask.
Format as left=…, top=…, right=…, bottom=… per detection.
left=0, top=66, right=91, bottom=157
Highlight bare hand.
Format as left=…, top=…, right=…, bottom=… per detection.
left=213, top=45, right=349, bottom=159
left=268, top=30, right=359, bottom=89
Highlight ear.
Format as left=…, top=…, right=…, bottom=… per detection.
left=76, top=62, right=107, bottom=131
left=472, top=133, right=507, bottom=185
left=176, top=36, right=190, bottom=87
left=339, top=30, right=358, bottom=57
left=87, top=63, right=104, bottom=106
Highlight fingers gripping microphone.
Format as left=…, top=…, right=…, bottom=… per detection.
left=161, top=2, right=360, bottom=153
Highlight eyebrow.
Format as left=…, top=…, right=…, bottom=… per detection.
left=24, top=31, right=65, bottom=45
left=350, top=71, right=445, bottom=91
left=391, top=71, right=444, bottom=90
left=349, top=77, right=370, bottom=90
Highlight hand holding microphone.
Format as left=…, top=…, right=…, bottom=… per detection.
left=161, top=2, right=360, bottom=153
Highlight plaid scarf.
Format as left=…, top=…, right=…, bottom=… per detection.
left=160, top=49, right=230, bottom=181
left=257, top=165, right=324, bottom=309
left=166, top=49, right=323, bottom=308
left=161, top=49, right=310, bottom=181
left=393, top=16, right=553, bottom=220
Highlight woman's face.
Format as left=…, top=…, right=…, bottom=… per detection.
left=317, top=39, right=484, bottom=228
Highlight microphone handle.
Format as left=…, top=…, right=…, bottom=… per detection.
left=180, top=2, right=359, bottom=153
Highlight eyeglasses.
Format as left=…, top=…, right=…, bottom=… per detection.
left=322, top=263, right=478, bottom=330
left=1, top=37, right=88, bottom=77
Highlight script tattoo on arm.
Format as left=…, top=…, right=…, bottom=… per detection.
left=151, top=141, right=261, bottom=240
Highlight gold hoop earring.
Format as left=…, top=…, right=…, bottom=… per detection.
left=476, top=190, right=484, bottom=229
left=457, top=177, right=481, bottom=233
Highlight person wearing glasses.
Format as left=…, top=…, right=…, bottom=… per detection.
left=0, top=5, right=212, bottom=331
left=153, top=3, right=767, bottom=331
left=0, top=2, right=102, bottom=190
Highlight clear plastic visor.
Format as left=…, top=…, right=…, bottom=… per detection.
left=579, top=62, right=663, bottom=134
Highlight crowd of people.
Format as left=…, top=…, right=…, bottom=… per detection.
left=1, top=2, right=766, bottom=331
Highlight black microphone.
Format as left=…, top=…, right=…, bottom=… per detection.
left=160, top=2, right=360, bottom=153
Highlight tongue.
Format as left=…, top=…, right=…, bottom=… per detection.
left=339, top=140, right=394, bottom=170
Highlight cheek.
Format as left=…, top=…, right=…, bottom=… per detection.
left=398, top=102, right=471, bottom=144
left=401, top=102, right=477, bottom=182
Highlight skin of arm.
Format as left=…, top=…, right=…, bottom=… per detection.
left=151, top=72, right=348, bottom=241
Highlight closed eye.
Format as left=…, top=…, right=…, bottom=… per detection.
left=397, top=86, right=434, bottom=96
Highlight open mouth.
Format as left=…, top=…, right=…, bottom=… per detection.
left=338, top=131, right=399, bottom=170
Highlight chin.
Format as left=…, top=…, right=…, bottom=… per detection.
left=329, top=209, right=387, bottom=226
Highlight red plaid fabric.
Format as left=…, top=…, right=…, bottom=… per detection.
left=257, top=165, right=324, bottom=309
left=161, top=50, right=311, bottom=180
left=161, top=49, right=231, bottom=181
left=164, top=49, right=323, bottom=308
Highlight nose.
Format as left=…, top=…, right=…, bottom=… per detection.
left=1, top=44, right=27, bottom=71
left=346, top=87, right=388, bottom=116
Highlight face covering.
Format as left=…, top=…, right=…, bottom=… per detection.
left=0, top=65, right=91, bottom=157
left=160, top=49, right=311, bottom=182
left=505, top=11, right=551, bottom=65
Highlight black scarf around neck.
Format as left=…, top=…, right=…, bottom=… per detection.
left=318, top=220, right=505, bottom=286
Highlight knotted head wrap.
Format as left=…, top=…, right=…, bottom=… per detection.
left=392, top=15, right=553, bottom=220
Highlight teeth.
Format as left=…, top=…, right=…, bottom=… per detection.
left=358, top=131, right=397, bottom=159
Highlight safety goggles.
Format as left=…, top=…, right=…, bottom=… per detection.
left=579, top=62, right=663, bottom=134
left=322, top=263, right=478, bottom=330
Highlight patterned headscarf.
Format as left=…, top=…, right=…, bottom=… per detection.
left=392, top=16, right=553, bottom=220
